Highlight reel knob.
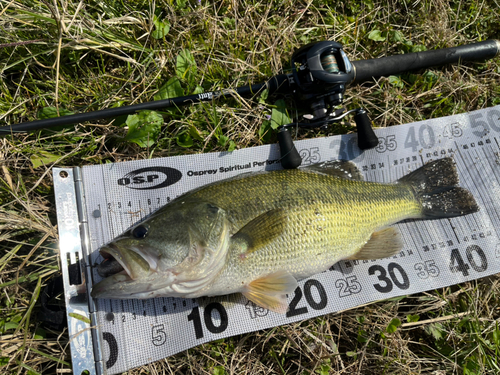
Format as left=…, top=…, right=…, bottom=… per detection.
left=278, top=127, right=302, bottom=169
left=354, top=110, right=379, bottom=150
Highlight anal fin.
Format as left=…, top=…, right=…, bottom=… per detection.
left=347, top=227, right=403, bottom=260
left=242, top=270, right=298, bottom=314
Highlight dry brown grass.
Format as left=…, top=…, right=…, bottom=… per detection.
left=1, top=0, right=500, bottom=374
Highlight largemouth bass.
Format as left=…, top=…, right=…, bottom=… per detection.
left=91, top=158, right=478, bottom=313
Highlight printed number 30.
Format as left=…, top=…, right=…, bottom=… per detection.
left=369, top=263, right=410, bottom=293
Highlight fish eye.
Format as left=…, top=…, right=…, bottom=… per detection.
left=132, top=225, right=148, bottom=239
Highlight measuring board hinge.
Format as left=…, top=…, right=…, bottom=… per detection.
left=54, top=167, right=105, bottom=375
left=73, top=167, right=106, bottom=375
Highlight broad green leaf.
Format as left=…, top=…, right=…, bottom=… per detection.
left=258, top=89, right=269, bottom=104
left=0, top=357, right=8, bottom=366
left=176, top=132, right=193, bottom=148
left=218, top=135, right=229, bottom=147
left=30, top=151, right=61, bottom=169
left=423, top=71, right=439, bottom=84
left=346, top=351, right=357, bottom=358
left=1, top=321, right=19, bottom=332
left=213, top=366, right=226, bottom=375
left=151, top=16, right=170, bottom=39
left=192, top=85, right=204, bottom=94
left=176, top=49, right=197, bottom=82
left=363, top=0, right=374, bottom=11
left=227, top=140, right=236, bottom=152
left=188, top=125, right=204, bottom=141
left=425, top=323, right=444, bottom=340
left=388, top=75, right=404, bottom=88
left=270, top=99, right=291, bottom=130
left=406, top=314, right=420, bottom=323
left=124, top=111, right=163, bottom=148
left=259, top=120, right=272, bottom=142
left=154, top=77, right=184, bottom=101
left=386, top=317, right=401, bottom=333
left=390, top=30, right=404, bottom=42
left=367, top=29, right=386, bottom=42
left=34, top=327, right=47, bottom=339
left=411, top=44, right=427, bottom=53
left=37, top=107, right=74, bottom=119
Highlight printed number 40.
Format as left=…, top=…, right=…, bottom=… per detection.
left=449, top=245, right=488, bottom=277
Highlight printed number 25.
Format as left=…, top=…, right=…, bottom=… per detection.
left=299, top=147, right=320, bottom=165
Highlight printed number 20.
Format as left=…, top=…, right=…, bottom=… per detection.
left=286, top=279, right=328, bottom=318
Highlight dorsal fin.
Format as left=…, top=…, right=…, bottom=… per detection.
left=301, top=160, right=363, bottom=180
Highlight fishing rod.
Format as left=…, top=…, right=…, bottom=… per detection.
left=2, top=39, right=499, bottom=169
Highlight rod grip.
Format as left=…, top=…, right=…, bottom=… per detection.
left=278, top=128, right=302, bottom=169
left=351, top=39, right=500, bottom=83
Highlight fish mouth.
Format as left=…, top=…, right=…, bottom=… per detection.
left=97, top=245, right=125, bottom=277
left=91, top=243, right=162, bottom=299
left=96, top=243, right=150, bottom=281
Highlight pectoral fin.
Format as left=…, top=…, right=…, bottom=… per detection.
left=347, top=227, right=403, bottom=260
left=242, top=270, right=298, bottom=314
left=232, top=208, right=286, bottom=254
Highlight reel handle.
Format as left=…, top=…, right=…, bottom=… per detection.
left=278, top=128, right=302, bottom=169
left=354, top=110, right=379, bottom=150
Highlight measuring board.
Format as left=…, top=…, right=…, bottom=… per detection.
left=54, top=105, right=500, bottom=375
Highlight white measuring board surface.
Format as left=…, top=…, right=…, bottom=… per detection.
left=54, top=105, right=500, bottom=375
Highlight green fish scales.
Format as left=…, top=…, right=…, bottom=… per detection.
left=186, top=169, right=420, bottom=278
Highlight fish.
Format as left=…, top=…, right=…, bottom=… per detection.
left=91, top=157, right=479, bottom=313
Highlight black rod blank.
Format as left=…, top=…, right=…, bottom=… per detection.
left=0, top=75, right=290, bottom=133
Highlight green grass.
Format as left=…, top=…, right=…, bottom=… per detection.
left=1, top=0, right=500, bottom=374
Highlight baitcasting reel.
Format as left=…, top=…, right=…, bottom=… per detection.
left=277, top=41, right=378, bottom=169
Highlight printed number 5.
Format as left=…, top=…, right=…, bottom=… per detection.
left=152, top=324, right=167, bottom=346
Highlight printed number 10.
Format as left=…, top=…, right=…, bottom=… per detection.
left=187, top=303, right=228, bottom=339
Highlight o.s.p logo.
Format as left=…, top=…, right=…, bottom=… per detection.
left=117, top=167, right=182, bottom=190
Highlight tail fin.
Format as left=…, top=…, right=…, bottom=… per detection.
left=398, top=158, right=479, bottom=219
